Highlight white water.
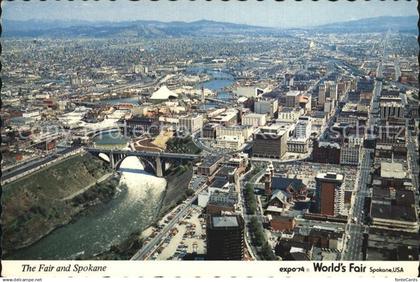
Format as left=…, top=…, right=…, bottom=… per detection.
left=9, top=156, right=167, bottom=259
left=118, top=156, right=166, bottom=200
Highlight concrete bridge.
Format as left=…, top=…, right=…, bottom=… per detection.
left=85, top=147, right=199, bottom=177
left=205, top=97, right=232, bottom=104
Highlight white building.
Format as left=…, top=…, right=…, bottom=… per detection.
left=340, top=145, right=361, bottom=166
left=318, top=84, right=326, bottom=105
left=216, top=125, right=253, bottom=140
left=210, top=109, right=238, bottom=126
left=277, top=108, right=303, bottom=124
left=215, top=135, right=244, bottom=151
left=254, top=99, right=278, bottom=116
left=179, top=114, right=203, bottom=134
left=295, top=116, right=311, bottom=139
left=287, top=139, right=309, bottom=153
left=150, top=85, right=178, bottom=101
left=324, top=98, right=335, bottom=114
left=234, top=86, right=265, bottom=98
left=242, top=113, right=266, bottom=128
left=22, top=111, right=41, bottom=119
left=340, top=136, right=362, bottom=166
left=329, top=82, right=338, bottom=101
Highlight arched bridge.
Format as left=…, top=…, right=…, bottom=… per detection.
left=85, top=147, right=200, bottom=177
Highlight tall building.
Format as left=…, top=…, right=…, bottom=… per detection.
left=328, top=82, right=338, bottom=101
left=312, top=140, right=341, bottom=164
left=252, top=125, right=288, bottom=159
left=380, top=97, right=404, bottom=121
left=318, top=84, right=326, bottom=105
left=254, top=99, right=278, bottom=116
left=324, top=98, right=334, bottom=114
left=285, top=90, right=301, bottom=108
left=295, top=116, right=311, bottom=140
left=216, top=125, right=253, bottom=141
left=179, top=114, right=203, bottom=134
left=315, top=173, right=345, bottom=216
left=253, top=125, right=288, bottom=159
left=340, top=137, right=362, bottom=166
left=242, top=113, right=266, bottom=128
left=206, top=214, right=245, bottom=260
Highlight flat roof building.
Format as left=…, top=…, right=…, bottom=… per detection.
left=206, top=214, right=245, bottom=260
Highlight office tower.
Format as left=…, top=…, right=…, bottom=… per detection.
left=315, top=173, right=345, bottom=216
left=206, top=214, right=245, bottom=260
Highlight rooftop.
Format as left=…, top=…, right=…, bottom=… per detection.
left=380, top=162, right=406, bottom=179
left=212, top=216, right=239, bottom=228
left=316, top=172, right=344, bottom=182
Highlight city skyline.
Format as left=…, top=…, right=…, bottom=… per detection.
left=2, top=0, right=418, bottom=28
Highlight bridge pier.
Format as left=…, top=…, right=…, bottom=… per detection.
left=85, top=147, right=198, bottom=176
left=155, top=156, right=164, bottom=177
left=109, top=153, right=115, bottom=168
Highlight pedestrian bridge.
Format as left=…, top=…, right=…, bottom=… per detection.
left=84, top=147, right=199, bottom=177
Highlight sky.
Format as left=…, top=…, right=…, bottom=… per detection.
left=2, top=0, right=418, bottom=28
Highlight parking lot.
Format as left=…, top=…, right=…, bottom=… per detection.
left=152, top=206, right=206, bottom=260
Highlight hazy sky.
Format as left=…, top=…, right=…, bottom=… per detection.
left=2, top=0, right=418, bottom=28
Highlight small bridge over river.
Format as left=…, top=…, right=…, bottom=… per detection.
left=85, top=147, right=199, bottom=177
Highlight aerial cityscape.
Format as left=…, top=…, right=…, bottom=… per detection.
left=1, top=1, right=419, bottom=262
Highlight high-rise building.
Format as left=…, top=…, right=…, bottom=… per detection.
left=216, top=125, right=253, bottom=140
left=285, top=90, right=301, bottom=108
left=318, top=84, right=326, bottom=105
left=328, top=82, right=338, bottom=101
left=254, top=99, right=278, bottom=116
left=252, top=125, right=288, bottom=159
left=312, top=140, right=341, bottom=164
left=242, top=113, right=266, bottom=128
left=380, top=97, right=404, bottom=121
left=315, top=173, right=345, bottom=216
left=295, top=116, right=311, bottom=140
left=324, top=98, right=334, bottom=114
left=179, top=114, right=203, bottom=134
left=206, top=214, right=245, bottom=260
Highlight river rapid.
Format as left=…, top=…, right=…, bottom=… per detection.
left=8, top=156, right=166, bottom=260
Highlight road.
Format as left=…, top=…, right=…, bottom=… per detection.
left=238, top=164, right=267, bottom=260
left=406, top=122, right=419, bottom=214
left=130, top=185, right=207, bottom=260
left=342, top=147, right=372, bottom=260
left=1, top=146, right=82, bottom=184
left=343, top=56, right=384, bottom=260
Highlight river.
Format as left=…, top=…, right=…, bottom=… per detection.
left=8, top=67, right=233, bottom=259
left=91, top=67, right=235, bottom=108
left=186, top=67, right=235, bottom=109
left=8, top=156, right=166, bottom=260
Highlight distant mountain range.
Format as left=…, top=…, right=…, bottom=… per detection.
left=1, top=19, right=280, bottom=38
left=2, top=16, right=418, bottom=38
left=311, top=16, right=418, bottom=33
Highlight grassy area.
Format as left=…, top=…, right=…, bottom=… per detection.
left=165, top=136, right=201, bottom=154
left=158, top=164, right=193, bottom=217
left=3, top=154, right=111, bottom=199
left=151, top=131, right=174, bottom=149
left=249, top=217, right=277, bottom=260
left=245, top=183, right=257, bottom=215
left=2, top=153, right=115, bottom=253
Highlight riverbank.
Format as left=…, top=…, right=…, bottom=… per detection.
left=89, top=164, right=194, bottom=260
left=2, top=153, right=117, bottom=256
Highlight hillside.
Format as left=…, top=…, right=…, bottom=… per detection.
left=312, top=16, right=418, bottom=33
left=2, top=19, right=278, bottom=38
left=2, top=153, right=116, bottom=254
